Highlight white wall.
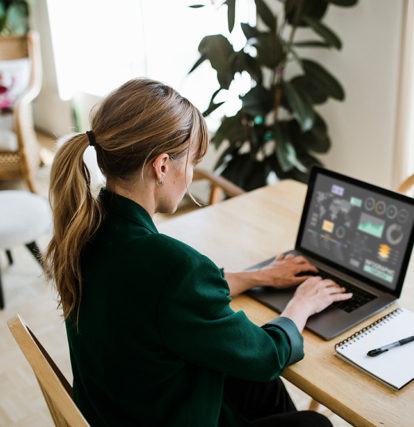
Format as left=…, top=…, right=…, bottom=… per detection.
left=303, top=0, right=404, bottom=189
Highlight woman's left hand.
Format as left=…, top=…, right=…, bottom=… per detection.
left=257, top=253, right=318, bottom=289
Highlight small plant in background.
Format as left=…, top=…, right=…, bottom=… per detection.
left=189, top=0, right=358, bottom=190
left=0, top=0, right=29, bottom=36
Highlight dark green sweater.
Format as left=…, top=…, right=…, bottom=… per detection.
left=66, top=188, right=304, bottom=427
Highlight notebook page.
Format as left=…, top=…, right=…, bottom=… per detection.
left=336, top=308, right=414, bottom=389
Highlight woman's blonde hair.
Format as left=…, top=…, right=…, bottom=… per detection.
left=45, top=78, right=209, bottom=320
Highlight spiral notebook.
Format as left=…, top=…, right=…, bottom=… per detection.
left=335, top=308, right=414, bottom=390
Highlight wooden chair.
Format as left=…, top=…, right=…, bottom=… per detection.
left=397, top=173, right=414, bottom=195
left=0, top=31, right=42, bottom=192
left=193, top=167, right=245, bottom=205
left=7, top=315, right=89, bottom=427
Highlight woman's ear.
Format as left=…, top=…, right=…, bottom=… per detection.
left=152, top=153, right=170, bottom=182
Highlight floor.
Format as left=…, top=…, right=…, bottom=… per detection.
left=0, top=131, right=350, bottom=426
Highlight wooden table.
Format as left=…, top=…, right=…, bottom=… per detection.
left=158, top=180, right=414, bottom=427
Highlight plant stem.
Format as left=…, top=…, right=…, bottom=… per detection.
left=273, top=0, right=305, bottom=121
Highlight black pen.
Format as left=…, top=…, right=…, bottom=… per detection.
left=367, top=336, right=414, bottom=357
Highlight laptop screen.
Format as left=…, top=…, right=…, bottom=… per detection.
left=298, top=169, right=414, bottom=293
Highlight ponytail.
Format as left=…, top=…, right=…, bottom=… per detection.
left=44, top=133, right=103, bottom=320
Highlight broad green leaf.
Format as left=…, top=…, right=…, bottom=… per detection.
left=241, top=23, right=259, bottom=40
left=232, top=51, right=262, bottom=83
left=301, top=59, right=345, bottom=100
left=213, top=143, right=241, bottom=170
left=188, top=55, right=206, bottom=74
left=227, top=0, right=235, bottom=33
left=254, top=32, right=285, bottom=68
left=273, top=123, right=294, bottom=172
left=211, top=113, right=246, bottom=148
left=198, top=35, right=235, bottom=89
left=290, top=75, right=328, bottom=105
left=303, top=16, right=342, bottom=49
left=288, top=114, right=331, bottom=153
left=240, top=85, right=273, bottom=116
left=285, top=0, right=329, bottom=27
left=244, top=159, right=272, bottom=191
left=283, top=81, right=315, bottom=131
left=255, top=0, right=277, bottom=32
left=220, top=153, right=254, bottom=189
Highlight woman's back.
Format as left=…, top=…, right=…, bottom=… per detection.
left=67, top=189, right=223, bottom=425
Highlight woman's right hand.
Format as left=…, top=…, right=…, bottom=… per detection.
left=293, top=276, right=353, bottom=316
left=281, top=276, right=353, bottom=332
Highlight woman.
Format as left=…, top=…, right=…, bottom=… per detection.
left=45, top=78, right=352, bottom=427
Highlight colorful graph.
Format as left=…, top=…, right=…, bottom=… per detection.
left=357, top=213, right=385, bottom=238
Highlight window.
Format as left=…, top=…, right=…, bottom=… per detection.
left=47, top=0, right=255, bottom=129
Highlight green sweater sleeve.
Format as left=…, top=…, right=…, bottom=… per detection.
left=158, top=254, right=304, bottom=381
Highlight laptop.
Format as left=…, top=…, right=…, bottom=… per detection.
left=247, top=167, right=414, bottom=340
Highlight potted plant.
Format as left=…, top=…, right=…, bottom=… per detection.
left=189, top=0, right=358, bottom=190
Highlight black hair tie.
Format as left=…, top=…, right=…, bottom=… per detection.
left=86, top=130, right=97, bottom=147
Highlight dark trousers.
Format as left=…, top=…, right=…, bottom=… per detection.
left=222, top=376, right=333, bottom=427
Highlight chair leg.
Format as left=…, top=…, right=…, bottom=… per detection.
left=5, top=249, right=13, bottom=265
left=0, top=262, right=4, bottom=309
left=25, top=241, right=44, bottom=268
left=209, top=185, right=222, bottom=205
left=26, top=174, right=38, bottom=193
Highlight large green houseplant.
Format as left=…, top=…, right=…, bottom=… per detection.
left=189, top=0, right=358, bottom=190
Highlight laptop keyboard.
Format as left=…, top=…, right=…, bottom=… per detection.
left=316, top=271, right=377, bottom=313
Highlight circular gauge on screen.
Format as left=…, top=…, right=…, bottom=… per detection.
left=364, top=197, right=375, bottom=211
left=386, top=223, right=404, bottom=245
left=397, top=209, right=409, bottom=224
left=375, top=200, right=386, bottom=215
left=386, top=204, right=398, bottom=219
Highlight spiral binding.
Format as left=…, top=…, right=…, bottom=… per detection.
left=335, top=308, right=403, bottom=350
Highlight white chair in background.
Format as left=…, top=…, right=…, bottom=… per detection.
left=0, top=189, right=51, bottom=308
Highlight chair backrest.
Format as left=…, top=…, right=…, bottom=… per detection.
left=397, top=174, right=414, bottom=196
left=7, top=315, right=89, bottom=427
left=0, top=34, right=29, bottom=60
left=193, top=168, right=245, bottom=205
left=0, top=31, right=42, bottom=192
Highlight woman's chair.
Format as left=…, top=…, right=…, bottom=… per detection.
left=0, top=31, right=43, bottom=192
left=397, top=173, right=414, bottom=196
left=7, top=314, right=89, bottom=427
left=193, top=168, right=245, bottom=205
